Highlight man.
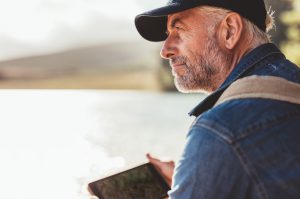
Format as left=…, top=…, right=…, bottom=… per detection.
left=135, top=0, right=300, bottom=198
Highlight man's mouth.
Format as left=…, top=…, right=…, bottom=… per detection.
left=171, top=63, right=186, bottom=75
left=172, top=63, right=185, bottom=69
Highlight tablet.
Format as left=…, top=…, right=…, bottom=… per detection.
left=88, top=163, right=170, bottom=199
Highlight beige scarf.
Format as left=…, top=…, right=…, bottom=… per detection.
left=214, top=75, right=300, bottom=107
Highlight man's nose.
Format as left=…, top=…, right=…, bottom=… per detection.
left=160, top=36, right=176, bottom=59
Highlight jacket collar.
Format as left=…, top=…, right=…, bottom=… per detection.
left=189, top=43, right=283, bottom=117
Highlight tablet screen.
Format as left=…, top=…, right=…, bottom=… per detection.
left=89, top=163, right=170, bottom=199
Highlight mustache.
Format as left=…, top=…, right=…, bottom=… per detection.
left=170, top=56, right=187, bottom=67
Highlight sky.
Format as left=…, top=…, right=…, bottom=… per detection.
left=0, top=0, right=166, bottom=61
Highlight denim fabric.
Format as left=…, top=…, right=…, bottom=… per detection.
left=169, top=43, right=300, bottom=199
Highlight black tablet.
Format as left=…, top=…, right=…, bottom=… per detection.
left=88, top=163, right=170, bottom=199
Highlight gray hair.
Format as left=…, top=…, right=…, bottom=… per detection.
left=198, top=6, right=275, bottom=46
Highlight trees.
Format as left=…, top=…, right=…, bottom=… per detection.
left=280, top=0, right=300, bottom=65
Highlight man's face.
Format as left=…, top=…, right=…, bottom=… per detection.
left=160, top=8, right=230, bottom=93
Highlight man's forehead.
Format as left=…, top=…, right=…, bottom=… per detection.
left=167, top=8, right=199, bottom=25
left=167, top=14, right=182, bottom=24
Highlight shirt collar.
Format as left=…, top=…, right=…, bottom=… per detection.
left=189, top=43, right=283, bottom=117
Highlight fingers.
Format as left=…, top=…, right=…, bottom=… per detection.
left=147, top=153, right=166, bottom=169
left=146, top=153, right=174, bottom=187
left=147, top=153, right=161, bottom=163
left=147, top=153, right=175, bottom=166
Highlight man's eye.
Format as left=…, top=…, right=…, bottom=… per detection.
left=175, top=26, right=183, bottom=31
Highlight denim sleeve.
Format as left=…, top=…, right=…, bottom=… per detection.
left=168, top=125, right=256, bottom=199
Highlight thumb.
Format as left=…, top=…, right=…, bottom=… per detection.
left=146, top=153, right=162, bottom=166
left=146, top=153, right=174, bottom=167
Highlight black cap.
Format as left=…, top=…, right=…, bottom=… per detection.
left=135, top=0, right=267, bottom=42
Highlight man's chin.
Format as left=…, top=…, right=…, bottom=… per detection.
left=174, top=80, right=195, bottom=93
left=174, top=79, right=212, bottom=94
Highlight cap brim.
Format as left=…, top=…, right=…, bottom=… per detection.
left=135, top=3, right=192, bottom=42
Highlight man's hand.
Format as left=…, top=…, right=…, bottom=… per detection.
left=146, top=153, right=175, bottom=187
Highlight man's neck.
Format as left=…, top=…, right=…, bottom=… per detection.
left=212, top=40, right=267, bottom=92
left=228, top=35, right=268, bottom=76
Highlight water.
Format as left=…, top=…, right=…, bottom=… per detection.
left=0, top=90, right=205, bottom=199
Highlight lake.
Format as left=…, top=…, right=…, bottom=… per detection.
left=0, top=90, right=205, bottom=199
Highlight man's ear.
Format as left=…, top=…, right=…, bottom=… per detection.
left=218, top=13, right=243, bottom=50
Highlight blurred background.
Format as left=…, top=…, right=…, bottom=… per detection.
left=0, top=0, right=171, bottom=89
left=0, top=0, right=298, bottom=89
left=0, top=0, right=299, bottom=199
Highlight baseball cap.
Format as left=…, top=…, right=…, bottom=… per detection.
left=135, top=0, right=267, bottom=42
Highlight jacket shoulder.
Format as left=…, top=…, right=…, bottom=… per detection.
left=193, top=98, right=300, bottom=143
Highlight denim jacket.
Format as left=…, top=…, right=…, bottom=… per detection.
left=168, top=43, right=300, bottom=199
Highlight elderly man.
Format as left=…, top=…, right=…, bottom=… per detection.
left=135, top=0, right=300, bottom=198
